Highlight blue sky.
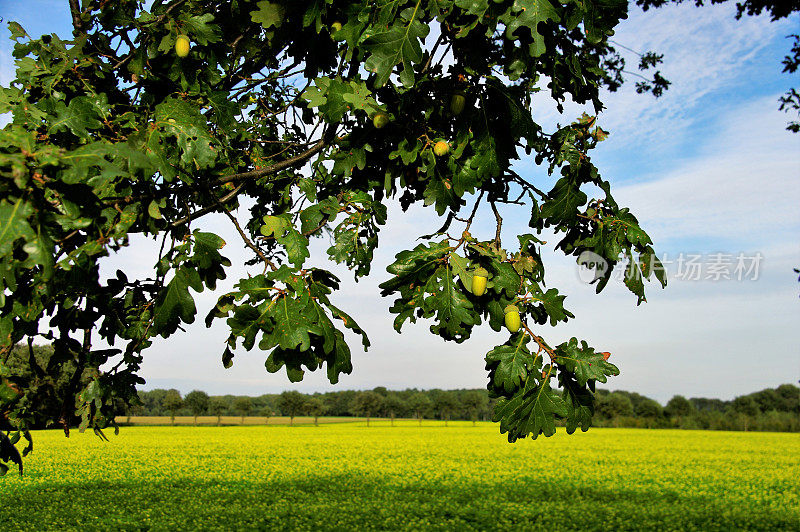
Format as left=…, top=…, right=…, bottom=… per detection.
left=1, top=1, right=798, bottom=403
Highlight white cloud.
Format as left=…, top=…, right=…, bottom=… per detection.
left=528, top=3, right=797, bottom=155
left=612, top=94, right=800, bottom=246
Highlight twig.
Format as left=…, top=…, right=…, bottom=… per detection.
left=419, top=209, right=457, bottom=241
left=170, top=182, right=244, bottom=228
left=214, top=129, right=333, bottom=186
left=490, top=200, right=502, bottom=245
left=421, top=32, right=444, bottom=74
left=521, top=322, right=556, bottom=362
left=222, top=208, right=276, bottom=271
left=464, top=190, right=484, bottom=234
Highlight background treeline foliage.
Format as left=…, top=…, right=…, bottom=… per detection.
left=4, top=345, right=797, bottom=432
left=128, top=385, right=799, bottom=432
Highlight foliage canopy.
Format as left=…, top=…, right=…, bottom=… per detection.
left=0, top=0, right=688, bottom=474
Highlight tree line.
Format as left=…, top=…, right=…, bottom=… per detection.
left=129, top=384, right=799, bottom=432
left=4, top=344, right=797, bottom=432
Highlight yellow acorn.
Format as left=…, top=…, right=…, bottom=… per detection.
left=471, top=267, right=488, bottom=296
left=504, top=304, right=521, bottom=333
left=372, top=112, right=390, bottom=129
left=175, top=34, right=191, bottom=58
left=433, top=140, right=449, bottom=156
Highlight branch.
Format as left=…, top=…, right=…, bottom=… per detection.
left=214, top=128, right=334, bottom=186
left=490, top=200, right=502, bottom=245
left=68, top=0, right=84, bottom=35
left=421, top=32, right=445, bottom=74
left=464, top=190, right=485, bottom=234
left=221, top=208, right=276, bottom=271
left=27, top=338, right=44, bottom=379
left=521, top=322, right=556, bottom=362
left=137, top=0, right=190, bottom=26
left=170, top=182, right=244, bottom=228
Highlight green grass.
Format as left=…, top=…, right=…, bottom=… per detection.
left=2, top=424, right=798, bottom=531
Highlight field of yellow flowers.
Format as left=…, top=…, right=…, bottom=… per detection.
left=2, top=422, right=798, bottom=530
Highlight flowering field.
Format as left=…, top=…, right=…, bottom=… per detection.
left=2, top=423, right=798, bottom=530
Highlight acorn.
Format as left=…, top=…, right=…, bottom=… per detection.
left=504, top=304, right=521, bottom=333
left=372, top=112, right=390, bottom=129
left=450, top=90, right=466, bottom=115
left=471, top=267, right=488, bottom=296
left=174, top=35, right=191, bottom=58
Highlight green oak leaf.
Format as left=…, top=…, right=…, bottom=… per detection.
left=152, top=98, right=217, bottom=172
left=488, top=262, right=521, bottom=297
left=448, top=252, right=471, bottom=290
left=499, top=0, right=560, bottom=57
left=302, top=77, right=350, bottom=122
left=259, top=296, right=320, bottom=352
left=183, top=13, right=222, bottom=44
left=48, top=96, right=105, bottom=139
left=493, top=378, right=568, bottom=442
left=251, top=1, right=284, bottom=29
left=485, top=334, right=534, bottom=393
left=423, top=264, right=478, bottom=341
left=455, top=0, right=490, bottom=17
left=555, top=337, right=619, bottom=386
left=379, top=241, right=451, bottom=295
left=533, top=287, right=573, bottom=325
left=260, top=215, right=288, bottom=237
left=0, top=199, right=35, bottom=258
left=153, top=267, right=204, bottom=335
left=540, top=177, right=587, bottom=223
left=364, top=18, right=429, bottom=87
left=561, top=374, right=595, bottom=433
left=190, top=231, right=226, bottom=269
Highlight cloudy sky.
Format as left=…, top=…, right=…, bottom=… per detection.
left=1, top=1, right=798, bottom=403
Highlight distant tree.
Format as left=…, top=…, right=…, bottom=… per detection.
left=126, top=401, right=145, bottom=423
left=233, top=396, right=253, bottom=424
left=462, top=391, right=489, bottom=426
left=162, top=389, right=183, bottom=426
left=598, top=392, right=634, bottom=426
left=139, top=389, right=168, bottom=416
left=208, top=397, right=226, bottom=426
left=774, top=384, right=800, bottom=412
left=305, top=397, right=326, bottom=426
left=260, top=406, right=274, bottom=425
left=434, top=391, right=460, bottom=426
left=184, top=390, right=210, bottom=426
left=731, top=396, right=759, bottom=431
left=665, top=395, right=695, bottom=426
left=351, top=391, right=383, bottom=427
left=382, top=395, right=406, bottom=427
left=277, top=391, right=307, bottom=426
left=747, top=389, right=778, bottom=413
left=689, top=397, right=728, bottom=413
left=634, top=398, right=663, bottom=419
left=254, top=395, right=276, bottom=416
left=408, top=392, right=433, bottom=426
left=322, top=391, right=356, bottom=417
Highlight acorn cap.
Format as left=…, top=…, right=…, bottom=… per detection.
left=504, top=304, right=519, bottom=314
left=473, top=267, right=488, bottom=278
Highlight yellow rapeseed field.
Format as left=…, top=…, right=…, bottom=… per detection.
left=1, top=422, right=798, bottom=530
